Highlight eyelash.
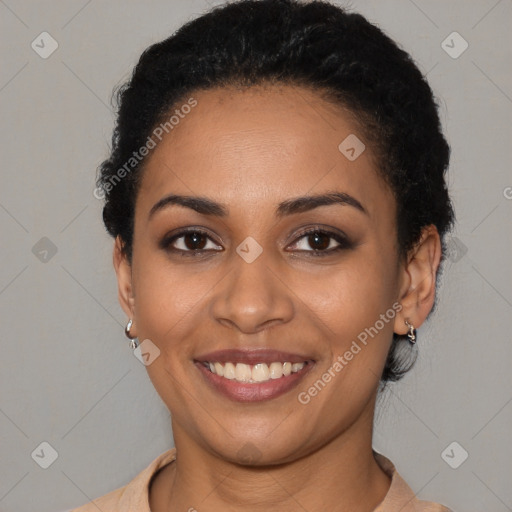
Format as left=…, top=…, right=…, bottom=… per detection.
left=160, top=226, right=353, bottom=258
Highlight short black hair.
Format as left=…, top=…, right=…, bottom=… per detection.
left=97, top=0, right=454, bottom=382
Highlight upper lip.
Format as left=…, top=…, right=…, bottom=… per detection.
left=194, top=348, right=315, bottom=365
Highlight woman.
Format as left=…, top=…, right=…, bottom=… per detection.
left=72, top=0, right=454, bottom=510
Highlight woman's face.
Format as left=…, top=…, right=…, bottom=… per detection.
left=116, top=84, right=410, bottom=464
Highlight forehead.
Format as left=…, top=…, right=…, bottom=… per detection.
left=136, top=84, right=394, bottom=222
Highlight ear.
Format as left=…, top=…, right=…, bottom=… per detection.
left=393, top=225, right=442, bottom=335
left=113, top=236, right=136, bottom=334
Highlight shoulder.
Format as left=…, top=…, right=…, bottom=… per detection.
left=68, top=448, right=177, bottom=512
left=411, top=500, right=453, bottom=512
left=373, top=451, right=454, bottom=512
left=413, top=502, right=453, bottom=512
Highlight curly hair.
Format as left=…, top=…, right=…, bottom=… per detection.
left=96, top=0, right=454, bottom=382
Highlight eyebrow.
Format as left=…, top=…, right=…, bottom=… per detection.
left=148, top=190, right=367, bottom=220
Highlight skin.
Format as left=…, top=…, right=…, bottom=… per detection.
left=113, top=83, right=442, bottom=512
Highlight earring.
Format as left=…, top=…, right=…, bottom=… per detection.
left=404, top=319, right=416, bottom=345
left=124, top=318, right=139, bottom=349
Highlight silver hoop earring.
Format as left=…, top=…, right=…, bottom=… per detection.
left=404, top=320, right=416, bottom=345
left=124, top=318, right=139, bottom=349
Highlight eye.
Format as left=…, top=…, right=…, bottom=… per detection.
left=287, top=227, right=352, bottom=256
left=160, top=228, right=223, bottom=256
left=160, top=226, right=352, bottom=258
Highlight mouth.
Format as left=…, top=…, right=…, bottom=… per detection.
left=194, top=349, right=315, bottom=402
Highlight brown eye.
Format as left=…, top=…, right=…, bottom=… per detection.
left=160, top=228, right=223, bottom=256
left=307, top=232, right=331, bottom=250
left=288, top=228, right=353, bottom=256
left=182, top=232, right=208, bottom=250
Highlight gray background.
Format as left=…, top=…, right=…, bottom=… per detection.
left=0, top=1, right=511, bottom=511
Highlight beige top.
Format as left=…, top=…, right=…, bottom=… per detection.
left=70, top=448, right=452, bottom=511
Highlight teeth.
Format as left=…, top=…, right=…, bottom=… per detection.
left=291, top=362, right=304, bottom=372
left=252, top=363, right=270, bottom=382
left=269, top=362, right=283, bottom=379
left=223, top=362, right=236, bottom=380
left=214, top=362, right=224, bottom=377
left=235, top=363, right=252, bottom=382
left=205, top=361, right=307, bottom=383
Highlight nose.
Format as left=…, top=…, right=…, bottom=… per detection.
left=209, top=248, right=295, bottom=334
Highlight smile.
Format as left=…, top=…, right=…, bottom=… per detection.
left=203, top=361, right=307, bottom=383
left=194, top=349, right=315, bottom=402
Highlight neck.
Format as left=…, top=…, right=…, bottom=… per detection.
left=152, top=397, right=390, bottom=512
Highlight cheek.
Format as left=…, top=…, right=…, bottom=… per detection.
left=126, top=239, right=217, bottom=424
left=303, top=255, right=399, bottom=405
left=130, top=253, right=206, bottom=412
left=295, top=263, right=397, bottom=426
left=308, top=256, right=397, bottom=337
left=130, top=248, right=207, bottom=352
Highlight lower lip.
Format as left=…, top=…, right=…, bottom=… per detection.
left=195, top=362, right=314, bottom=402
